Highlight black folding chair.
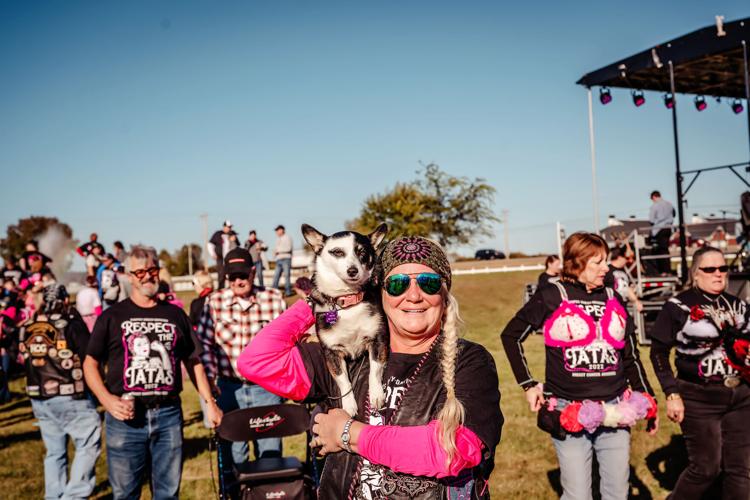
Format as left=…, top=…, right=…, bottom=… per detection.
left=216, top=404, right=315, bottom=500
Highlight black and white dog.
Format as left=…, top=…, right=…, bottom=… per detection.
left=301, top=223, right=388, bottom=417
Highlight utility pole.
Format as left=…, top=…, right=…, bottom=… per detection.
left=501, top=209, right=510, bottom=257
left=187, top=243, right=193, bottom=276
left=200, top=213, right=209, bottom=271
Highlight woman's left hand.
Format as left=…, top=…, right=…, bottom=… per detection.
left=310, top=408, right=352, bottom=456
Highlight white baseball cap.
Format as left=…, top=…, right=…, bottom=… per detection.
left=223, top=219, right=232, bottom=227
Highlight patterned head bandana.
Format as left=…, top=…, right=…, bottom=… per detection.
left=378, top=236, right=452, bottom=290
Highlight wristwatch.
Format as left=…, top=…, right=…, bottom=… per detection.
left=341, top=417, right=354, bottom=453
left=666, top=393, right=682, bottom=401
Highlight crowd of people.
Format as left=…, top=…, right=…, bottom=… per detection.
left=0, top=203, right=747, bottom=499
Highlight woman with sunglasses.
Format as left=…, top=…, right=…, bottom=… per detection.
left=649, top=246, right=750, bottom=499
left=502, top=232, right=656, bottom=500
left=237, top=236, right=502, bottom=499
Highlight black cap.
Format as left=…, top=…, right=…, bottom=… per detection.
left=224, top=248, right=254, bottom=275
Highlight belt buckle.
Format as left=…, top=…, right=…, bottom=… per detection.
left=724, top=375, right=741, bottom=388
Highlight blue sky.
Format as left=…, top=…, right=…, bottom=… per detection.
left=1, top=1, right=748, bottom=265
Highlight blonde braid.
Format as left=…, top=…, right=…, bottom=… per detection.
left=436, top=291, right=465, bottom=465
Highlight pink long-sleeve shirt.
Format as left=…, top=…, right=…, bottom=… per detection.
left=236, top=299, right=484, bottom=478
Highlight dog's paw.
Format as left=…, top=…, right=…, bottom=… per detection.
left=342, top=394, right=358, bottom=417
left=369, top=384, right=386, bottom=411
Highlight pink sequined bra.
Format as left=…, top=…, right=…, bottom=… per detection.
left=543, top=282, right=627, bottom=349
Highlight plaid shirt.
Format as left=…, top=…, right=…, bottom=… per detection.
left=196, top=286, right=286, bottom=381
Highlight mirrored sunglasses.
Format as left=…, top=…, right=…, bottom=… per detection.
left=384, top=272, right=443, bottom=297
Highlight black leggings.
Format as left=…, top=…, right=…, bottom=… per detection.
left=669, top=380, right=750, bottom=500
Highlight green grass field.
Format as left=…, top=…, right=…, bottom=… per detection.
left=0, top=271, right=685, bottom=499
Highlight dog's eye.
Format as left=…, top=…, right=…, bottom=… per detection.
left=329, top=248, right=345, bottom=258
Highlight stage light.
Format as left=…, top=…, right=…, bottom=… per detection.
left=732, top=99, right=744, bottom=114
left=663, top=93, right=674, bottom=109
left=631, top=90, right=645, bottom=107
left=599, top=87, right=612, bottom=105
left=694, top=95, right=707, bottom=111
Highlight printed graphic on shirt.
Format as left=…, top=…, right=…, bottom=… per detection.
left=698, top=347, right=738, bottom=380
left=122, top=317, right=177, bottom=395
left=358, top=374, right=408, bottom=500
left=554, top=300, right=622, bottom=377
left=611, top=270, right=630, bottom=300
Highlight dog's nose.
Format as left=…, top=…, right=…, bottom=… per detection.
left=347, top=267, right=359, bottom=278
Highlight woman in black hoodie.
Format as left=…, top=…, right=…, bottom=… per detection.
left=649, top=246, right=750, bottom=499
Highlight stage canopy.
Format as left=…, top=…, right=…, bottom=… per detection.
left=577, top=17, right=750, bottom=98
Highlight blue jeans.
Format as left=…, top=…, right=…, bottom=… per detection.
left=216, top=379, right=282, bottom=475
left=552, top=428, right=631, bottom=500
left=271, top=258, right=292, bottom=295
left=30, top=396, right=101, bottom=500
left=254, top=262, right=264, bottom=287
left=105, top=403, right=183, bottom=500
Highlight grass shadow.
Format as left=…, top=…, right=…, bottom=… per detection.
left=0, top=429, right=41, bottom=451
left=645, top=434, right=723, bottom=499
left=0, top=412, right=34, bottom=427
left=0, top=397, right=30, bottom=414
left=183, top=435, right=212, bottom=461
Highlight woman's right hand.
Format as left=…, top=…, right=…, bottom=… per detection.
left=525, top=384, right=544, bottom=412
left=666, top=397, right=684, bottom=424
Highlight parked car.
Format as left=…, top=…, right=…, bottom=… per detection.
left=475, top=249, right=506, bottom=260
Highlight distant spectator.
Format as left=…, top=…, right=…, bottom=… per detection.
left=113, top=241, right=127, bottom=263
left=293, top=276, right=313, bottom=299
left=77, top=233, right=106, bottom=277
left=96, top=254, right=121, bottom=310
left=189, top=270, right=214, bottom=328
left=21, top=241, right=52, bottom=273
left=649, top=190, right=675, bottom=275
left=537, top=255, right=561, bottom=288
left=2, top=256, right=27, bottom=290
left=157, top=281, right=184, bottom=310
left=604, top=246, right=643, bottom=312
left=76, top=276, right=102, bottom=332
left=271, top=225, right=293, bottom=297
left=208, top=220, right=239, bottom=289
left=244, top=230, right=268, bottom=287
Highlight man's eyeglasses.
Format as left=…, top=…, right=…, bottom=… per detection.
left=130, top=267, right=160, bottom=280
left=228, top=273, right=250, bottom=283
left=384, top=272, right=443, bottom=297
left=699, top=265, right=729, bottom=274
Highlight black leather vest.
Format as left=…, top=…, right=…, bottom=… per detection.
left=317, top=339, right=492, bottom=500
left=20, top=318, right=85, bottom=399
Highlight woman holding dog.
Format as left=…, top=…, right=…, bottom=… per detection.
left=238, top=235, right=502, bottom=499
left=501, top=232, right=657, bottom=500
left=649, top=246, right=750, bottom=499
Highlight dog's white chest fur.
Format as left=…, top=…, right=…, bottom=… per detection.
left=318, top=304, right=381, bottom=358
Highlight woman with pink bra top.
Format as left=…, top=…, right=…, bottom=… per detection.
left=502, top=232, right=657, bottom=500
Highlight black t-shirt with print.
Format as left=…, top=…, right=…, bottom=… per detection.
left=87, top=298, right=199, bottom=403
left=502, top=281, right=653, bottom=401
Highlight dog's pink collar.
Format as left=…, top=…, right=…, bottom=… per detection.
left=335, top=292, right=365, bottom=309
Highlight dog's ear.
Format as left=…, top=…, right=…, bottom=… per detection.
left=368, top=223, right=388, bottom=249
left=302, top=224, right=327, bottom=253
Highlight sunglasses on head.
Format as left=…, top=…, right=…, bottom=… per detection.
left=699, top=265, right=729, bottom=274
left=130, top=267, right=159, bottom=280
left=228, top=273, right=250, bottom=282
left=384, top=272, right=443, bottom=296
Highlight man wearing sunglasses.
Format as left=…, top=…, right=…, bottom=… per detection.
left=83, top=245, right=221, bottom=500
left=195, top=247, right=287, bottom=487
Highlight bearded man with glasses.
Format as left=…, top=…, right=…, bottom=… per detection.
left=83, top=245, right=222, bottom=500
left=195, top=247, right=287, bottom=489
